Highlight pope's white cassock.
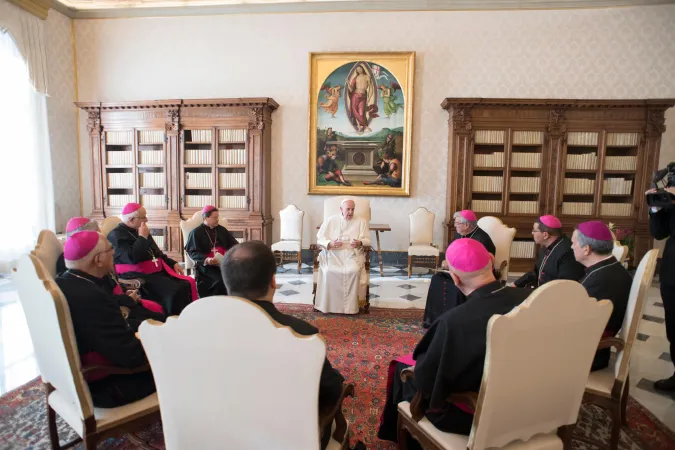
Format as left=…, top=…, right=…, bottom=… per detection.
left=315, top=214, right=371, bottom=314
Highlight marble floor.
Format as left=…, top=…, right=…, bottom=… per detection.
left=1, top=265, right=673, bottom=432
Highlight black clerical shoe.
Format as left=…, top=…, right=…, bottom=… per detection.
left=654, top=374, right=675, bottom=391
left=422, top=321, right=430, bottom=329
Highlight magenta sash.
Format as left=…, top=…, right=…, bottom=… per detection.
left=387, top=353, right=475, bottom=415
left=112, top=283, right=165, bottom=315
left=116, top=259, right=199, bottom=301
left=207, top=245, right=227, bottom=259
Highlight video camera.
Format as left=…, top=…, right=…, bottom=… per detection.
left=646, top=162, right=675, bottom=208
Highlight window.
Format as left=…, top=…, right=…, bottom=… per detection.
left=0, top=30, right=54, bottom=271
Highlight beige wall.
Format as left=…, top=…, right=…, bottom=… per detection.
left=71, top=6, right=675, bottom=250
left=46, top=9, right=79, bottom=232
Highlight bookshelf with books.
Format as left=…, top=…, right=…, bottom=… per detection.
left=443, top=98, right=674, bottom=271
left=77, top=98, right=278, bottom=260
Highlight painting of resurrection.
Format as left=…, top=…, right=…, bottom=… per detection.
left=309, top=52, right=415, bottom=196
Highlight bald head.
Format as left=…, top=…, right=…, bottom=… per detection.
left=220, top=241, right=277, bottom=301
left=340, top=200, right=355, bottom=220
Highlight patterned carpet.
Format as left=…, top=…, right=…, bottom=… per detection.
left=1, top=306, right=674, bottom=450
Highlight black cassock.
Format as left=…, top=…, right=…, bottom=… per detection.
left=423, top=228, right=496, bottom=327
left=580, top=256, right=633, bottom=371
left=185, top=224, right=238, bottom=298
left=250, top=299, right=344, bottom=450
left=650, top=207, right=675, bottom=366
left=55, top=269, right=165, bottom=407
left=108, top=223, right=192, bottom=315
left=379, top=282, right=530, bottom=442
left=513, top=235, right=585, bottom=288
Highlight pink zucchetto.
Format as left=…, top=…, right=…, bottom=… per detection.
left=202, top=205, right=217, bottom=215
left=445, top=238, right=492, bottom=273
left=66, top=217, right=97, bottom=238
left=577, top=221, right=613, bottom=241
left=459, top=210, right=477, bottom=222
left=539, top=215, right=562, bottom=229
left=64, top=231, right=100, bottom=261
left=121, top=203, right=142, bottom=215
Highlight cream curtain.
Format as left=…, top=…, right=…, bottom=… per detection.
left=0, top=30, right=55, bottom=272
left=0, top=0, right=49, bottom=95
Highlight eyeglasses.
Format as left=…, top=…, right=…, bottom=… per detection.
left=531, top=230, right=542, bottom=234
left=94, top=247, right=114, bottom=258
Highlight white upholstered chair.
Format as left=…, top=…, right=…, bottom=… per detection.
left=138, top=296, right=353, bottom=450
left=31, top=229, right=64, bottom=279
left=477, top=216, right=516, bottom=282
left=13, top=254, right=159, bottom=449
left=612, top=242, right=629, bottom=265
left=398, top=280, right=613, bottom=450
left=180, top=211, right=229, bottom=274
left=100, top=216, right=122, bottom=238
left=312, top=196, right=371, bottom=312
left=407, top=207, right=438, bottom=278
left=271, top=204, right=305, bottom=273
left=582, top=249, right=658, bottom=450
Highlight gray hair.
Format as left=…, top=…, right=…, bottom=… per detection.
left=121, top=209, right=141, bottom=223
left=453, top=211, right=477, bottom=227
left=66, top=220, right=99, bottom=238
left=575, top=229, right=613, bottom=255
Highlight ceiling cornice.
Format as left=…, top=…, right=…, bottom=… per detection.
left=51, top=0, right=675, bottom=20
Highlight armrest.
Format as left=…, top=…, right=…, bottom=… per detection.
left=494, top=260, right=508, bottom=281
left=117, top=278, right=142, bottom=290
left=399, top=368, right=427, bottom=422
left=81, top=363, right=151, bottom=376
left=447, top=392, right=479, bottom=411
left=400, top=367, right=415, bottom=382
left=319, top=383, right=355, bottom=441
left=597, top=336, right=625, bottom=352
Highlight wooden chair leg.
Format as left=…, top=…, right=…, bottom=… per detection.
left=47, top=404, right=60, bottom=450
left=621, top=376, right=629, bottom=425
left=557, top=424, right=574, bottom=450
left=610, top=402, right=621, bottom=450
left=297, top=251, right=302, bottom=274
left=397, top=414, right=409, bottom=450
left=408, top=255, right=412, bottom=278
left=84, top=435, right=98, bottom=450
left=435, top=254, right=439, bottom=270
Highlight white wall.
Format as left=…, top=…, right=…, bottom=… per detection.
left=73, top=6, right=675, bottom=250
left=46, top=9, right=79, bottom=232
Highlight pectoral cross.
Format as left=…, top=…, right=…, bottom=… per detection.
left=152, top=256, right=159, bottom=267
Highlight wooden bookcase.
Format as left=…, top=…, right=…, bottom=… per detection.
left=77, top=98, right=278, bottom=260
left=442, top=98, right=675, bottom=271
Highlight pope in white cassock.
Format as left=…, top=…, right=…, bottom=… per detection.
left=315, top=199, right=371, bottom=314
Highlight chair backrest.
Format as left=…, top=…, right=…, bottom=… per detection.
left=476, top=216, right=516, bottom=282
left=279, top=204, right=304, bottom=242
left=31, top=229, right=64, bottom=279
left=13, top=254, right=94, bottom=421
left=469, top=280, right=612, bottom=449
left=612, top=242, right=629, bottom=264
left=613, top=249, right=658, bottom=383
left=323, top=196, right=371, bottom=223
left=100, top=216, right=122, bottom=237
left=409, top=207, right=434, bottom=246
left=139, top=296, right=326, bottom=450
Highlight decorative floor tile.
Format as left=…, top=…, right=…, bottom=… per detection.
left=400, top=294, right=421, bottom=301
left=397, top=284, right=415, bottom=290
left=288, top=280, right=307, bottom=285
left=369, top=294, right=380, bottom=299
left=660, top=353, right=672, bottom=362
left=643, top=314, right=666, bottom=324
left=655, top=302, right=664, bottom=307
left=637, top=333, right=650, bottom=342
left=278, top=290, right=299, bottom=296
left=369, top=283, right=380, bottom=288
left=636, top=378, right=675, bottom=399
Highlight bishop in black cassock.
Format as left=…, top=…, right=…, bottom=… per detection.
left=572, top=221, right=633, bottom=371
left=185, top=205, right=239, bottom=298
left=55, top=231, right=164, bottom=408
left=108, top=203, right=195, bottom=315
left=423, top=210, right=496, bottom=327
left=513, top=215, right=585, bottom=288
left=379, top=239, right=530, bottom=443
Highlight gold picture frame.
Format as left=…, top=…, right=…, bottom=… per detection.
left=308, top=52, right=415, bottom=196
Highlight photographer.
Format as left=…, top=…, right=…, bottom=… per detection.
left=646, top=182, right=675, bottom=391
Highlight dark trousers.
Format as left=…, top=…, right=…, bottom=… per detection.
left=88, top=371, right=156, bottom=408
left=661, top=283, right=675, bottom=370
left=195, top=266, right=227, bottom=298
left=378, top=362, right=474, bottom=448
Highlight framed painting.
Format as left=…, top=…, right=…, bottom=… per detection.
left=308, top=52, right=415, bottom=196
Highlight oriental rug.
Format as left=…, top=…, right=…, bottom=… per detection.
left=0, top=306, right=673, bottom=449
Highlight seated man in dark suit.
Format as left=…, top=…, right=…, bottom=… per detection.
left=220, top=241, right=345, bottom=449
